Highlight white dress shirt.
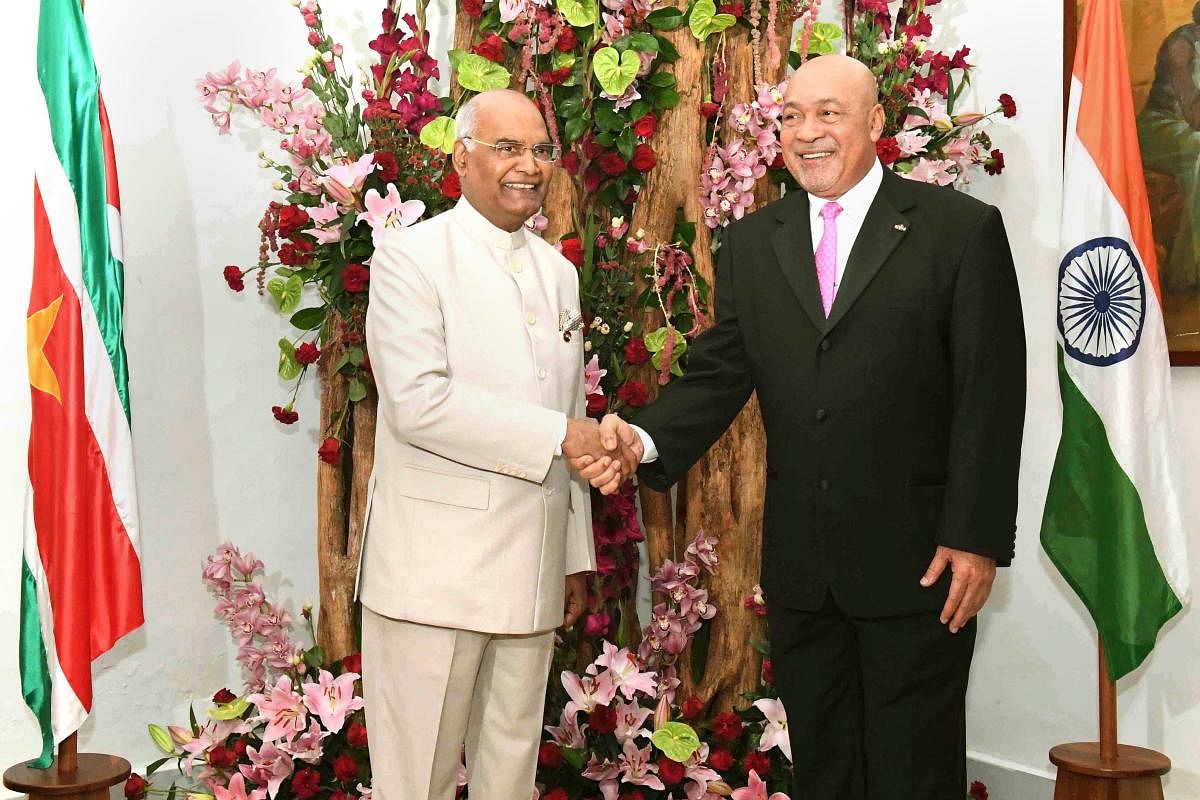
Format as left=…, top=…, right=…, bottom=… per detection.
left=632, top=160, right=885, bottom=462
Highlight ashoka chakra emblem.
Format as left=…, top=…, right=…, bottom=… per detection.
left=1058, top=237, right=1146, bottom=366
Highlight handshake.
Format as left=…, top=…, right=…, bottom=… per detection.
left=562, top=414, right=644, bottom=495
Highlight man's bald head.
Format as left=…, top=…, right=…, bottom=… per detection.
left=789, top=53, right=880, bottom=109
left=455, top=89, right=547, bottom=142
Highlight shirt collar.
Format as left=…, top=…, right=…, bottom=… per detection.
left=807, top=158, right=884, bottom=222
left=452, top=195, right=528, bottom=251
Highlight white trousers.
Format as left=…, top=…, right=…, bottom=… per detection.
left=361, top=606, right=554, bottom=800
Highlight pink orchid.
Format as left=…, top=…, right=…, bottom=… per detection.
left=319, top=154, right=376, bottom=205
left=562, top=669, right=617, bottom=715
left=649, top=602, right=689, bottom=654
left=754, top=697, right=791, bottom=761
left=683, top=744, right=722, bottom=800
left=307, top=199, right=342, bottom=226
left=498, top=0, right=527, bottom=22
left=248, top=675, right=308, bottom=742
left=678, top=585, right=716, bottom=627
left=214, top=773, right=267, bottom=800
left=525, top=211, right=549, bottom=233
left=732, top=769, right=789, bottom=800
left=650, top=559, right=699, bottom=594
left=590, top=641, right=658, bottom=700
left=907, top=157, right=957, bottom=186
left=685, top=532, right=719, bottom=573
left=584, top=355, right=607, bottom=397
left=545, top=708, right=587, bottom=748
left=602, top=10, right=629, bottom=43
left=613, top=698, right=653, bottom=744
left=617, top=740, right=665, bottom=791
left=205, top=61, right=242, bottom=90
left=240, top=743, right=294, bottom=798
left=357, top=185, right=425, bottom=245
left=301, top=669, right=365, bottom=734
left=894, top=129, right=932, bottom=157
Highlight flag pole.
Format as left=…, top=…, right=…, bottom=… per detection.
left=1098, top=643, right=1117, bottom=763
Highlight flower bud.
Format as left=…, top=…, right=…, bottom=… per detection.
left=953, top=112, right=985, bottom=126
left=706, top=781, right=733, bottom=796
left=186, top=794, right=216, bottom=800
left=653, top=693, right=671, bottom=730
left=273, top=180, right=285, bottom=190
left=584, top=341, right=593, bottom=352
left=148, top=724, right=175, bottom=754
left=168, top=725, right=193, bottom=746
left=623, top=321, right=634, bottom=333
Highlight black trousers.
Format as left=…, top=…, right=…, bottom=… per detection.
left=767, top=591, right=976, bottom=800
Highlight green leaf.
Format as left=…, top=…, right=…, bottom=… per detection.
left=688, top=0, right=735, bottom=41
left=592, top=46, right=640, bottom=97
left=655, top=87, right=681, bottom=109
left=594, top=102, right=625, bottom=132
left=651, top=721, right=702, bottom=762
left=564, top=113, right=591, bottom=143
left=290, top=306, right=327, bottom=331
left=551, top=51, right=577, bottom=71
left=795, top=21, right=843, bottom=57
left=627, top=98, right=652, bottom=121
left=556, top=0, right=597, bottom=26
left=447, top=49, right=469, bottom=71
left=456, top=54, right=512, bottom=92
left=655, top=34, right=680, bottom=63
left=146, top=757, right=171, bottom=776
left=617, top=127, right=636, bottom=161
left=209, top=698, right=250, bottom=721
left=622, top=32, right=660, bottom=53
left=560, top=746, right=586, bottom=770
left=646, top=70, right=677, bottom=89
left=278, top=339, right=303, bottom=381
left=348, top=377, right=367, bottom=402
left=646, top=6, right=685, bottom=29
left=419, top=115, right=457, bottom=153
left=188, top=704, right=199, bottom=735
left=148, top=724, right=175, bottom=755
left=347, top=346, right=365, bottom=366
left=303, top=646, right=325, bottom=674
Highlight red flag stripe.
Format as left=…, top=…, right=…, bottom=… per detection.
left=97, top=94, right=120, bottom=212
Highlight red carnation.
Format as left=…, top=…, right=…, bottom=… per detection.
left=969, top=780, right=989, bottom=800
left=541, top=66, right=573, bottom=86
left=598, top=151, right=628, bottom=177
left=984, top=148, right=1005, bottom=176
left=583, top=165, right=603, bottom=194
left=223, top=265, right=245, bottom=292
left=318, top=437, right=341, bottom=465
left=208, top=745, right=236, bottom=769
left=711, top=711, right=743, bottom=741
left=538, top=742, right=563, bottom=768
left=342, top=263, right=370, bottom=293
left=561, top=150, right=581, bottom=176
left=277, top=204, right=311, bottom=238
left=623, top=336, right=650, bottom=365
left=761, top=657, right=774, bottom=685
left=581, top=134, right=605, bottom=160
left=633, top=114, right=657, bottom=138
left=558, top=236, right=585, bottom=267
left=718, top=2, right=744, bottom=16
left=346, top=720, right=369, bottom=748
left=658, top=757, right=686, bottom=785
left=232, top=738, right=248, bottom=758
left=295, top=342, right=321, bottom=365
left=332, top=754, right=359, bottom=783
left=441, top=170, right=462, bottom=199
left=586, top=392, right=608, bottom=415
left=342, top=651, right=362, bottom=674
left=542, top=790, right=568, bottom=800
left=616, top=380, right=650, bottom=408
left=291, top=768, right=321, bottom=799
left=374, top=150, right=400, bottom=182
left=708, top=747, right=734, bottom=771
left=875, top=136, right=901, bottom=166
left=998, top=92, right=1017, bottom=118
left=680, top=695, right=705, bottom=721
left=272, top=405, right=299, bottom=425
left=278, top=238, right=314, bottom=266
left=124, top=775, right=146, bottom=800
left=589, top=704, right=618, bottom=734
left=212, top=687, right=237, bottom=704
left=699, top=101, right=720, bottom=119
left=630, top=143, right=657, bottom=172
left=461, top=0, right=482, bottom=16
left=556, top=26, right=578, bottom=52
left=471, top=33, right=507, bottom=64
left=742, top=750, right=770, bottom=776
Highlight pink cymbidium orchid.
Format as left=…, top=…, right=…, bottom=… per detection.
left=301, top=669, right=365, bottom=734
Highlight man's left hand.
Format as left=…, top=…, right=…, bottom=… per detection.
left=563, top=571, right=590, bottom=629
left=920, top=546, right=996, bottom=634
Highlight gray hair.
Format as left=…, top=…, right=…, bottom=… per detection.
left=454, top=94, right=483, bottom=141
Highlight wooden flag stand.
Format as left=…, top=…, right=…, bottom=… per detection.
left=1048, top=643, right=1170, bottom=799
left=3, top=733, right=130, bottom=800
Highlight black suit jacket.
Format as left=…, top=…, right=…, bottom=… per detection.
left=634, top=167, right=1026, bottom=617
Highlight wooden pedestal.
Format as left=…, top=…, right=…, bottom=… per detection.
left=3, top=753, right=130, bottom=800
left=1050, top=742, right=1170, bottom=800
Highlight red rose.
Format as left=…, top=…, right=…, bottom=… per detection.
left=124, top=775, right=146, bottom=800
left=295, top=342, right=321, bottom=365
left=658, top=757, right=686, bottom=784
left=699, top=101, right=720, bottom=119
left=318, top=437, right=341, bottom=464
left=278, top=238, right=314, bottom=266
left=471, top=33, right=507, bottom=64
left=232, top=738, right=248, bottom=758
left=619, top=793, right=644, bottom=800
left=208, top=745, right=236, bottom=769
left=441, top=169, right=462, bottom=199
left=630, top=143, right=657, bottom=172
left=616, top=380, right=650, bottom=408
left=542, top=790, right=568, bottom=800
left=680, top=695, right=705, bottom=721
left=558, top=236, right=585, bottom=267
left=342, top=651, right=363, bottom=674
left=623, top=337, right=650, bottom=365
left=346, top=720, right=369, bottom=748
left=374, top=151, right=400, bottom=182
left=633, top=114, right=657, bottom=138
left=969, top=780, right=989, bottom=800
left=875, top=136, right=901, bottom=166
left=272, top=405, right=299, bottom=425
left=277, top=204, right=311, bottom=238
left=332, top=754, right=359, bottom=783
left=561, top=150, right=581, bottom=176
left=718, top=2, right=744, bottom=16
left=711, top=711, right=743, bottom=741
left=761, top=658, right=774, bottom=685
left=212, top=687, right=237, bottom=704
left=589, top=704, right=618, bottom=734
left=556, top=26, right=577, bottom=52
left=461, top=0, right=482, bottom=16
left=223, top=265, right=245, bottom=292
left=984, top=148, right=1005, bottom=176
left=291, top=768, right=321, bottom=799
left=998, top=92, right=1017, bottom=118
left=598, top=151, right=627, bottom=176
left=342, top=262, right=370, bottom=293
left=708, top=747, right=734, bottom=771
left=586, top=392, right=608, bottom=415
left=742, top=751, right=770, bottom=776
left=538, top=742, right=563, bottom=767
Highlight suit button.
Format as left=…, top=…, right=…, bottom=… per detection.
left=815, top=408, right=827, bottom=421
left=518, top=471, right=528, bottom=479
left=820, top=339, right=831, bottom=352
left=526, top=312, right=536, bottom=325
left=538, top=368, right=548, bottom=380
left=819, top=479, right=830, bottom=491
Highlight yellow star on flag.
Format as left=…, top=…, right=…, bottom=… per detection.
left=27, top=294, right=64, bottom=403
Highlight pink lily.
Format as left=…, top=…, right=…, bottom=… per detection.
left=584, top=355, right=607, bottom=397
left=754, top=697, right=792, bottom=761
left=247, top=675, right=308, bottom=742
left=617, top=740, right=665, bottom=791
left=894, top=129, right=932, bottom=157
left=357, top=185, right=425, bottom=245
left=732, top=769, right=789, bottom=800
left=907, top=158, right=957, bottom=187
left=613, top=698, right=653, bottom=744
left=545, top=708, right=587, bottom=748
left=499, top=0, right=526, bottom=22
left=301, top=669, right=365, bottom=734
left=683, top=744, right=722, bottom=800
left=591, top=641, right=658, bottom=700
left=319, top=154, right=376, bottom=205
left=582, top=754, right=621, bottom=800
left=214, top=773, right=267, bottom=800
left=240, top=743, right=293, bottom=798
left=562, top=669, right=617, bottom=715
left=281, top=719, right=327, bottom=764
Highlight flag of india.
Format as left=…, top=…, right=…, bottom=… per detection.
left=1042, top=0, right=1189, bottom=681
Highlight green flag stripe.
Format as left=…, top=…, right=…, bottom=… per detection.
left=19, top=558, right=54, bottom=769
left=1041, top=347, right=1183, bottom=680
left=36, top=0, right=130, bottom=419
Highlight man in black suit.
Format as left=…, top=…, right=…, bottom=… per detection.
left=572, top=54, right=1025, bottom=799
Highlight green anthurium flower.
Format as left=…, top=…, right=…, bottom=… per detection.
left=795, top=21, right=843, bottom=57
left=650, top=721, right=702, bottom=762
left=644, top=325, right=688, bottom=376
left=556, top=0, right=597, bottom=27
left=593, top=47, right=640, bottom=97
left=209, top=697, right=250, bottom=721
left=419, top=116, right=457, bottom=154
left=455, top=54, right=512, bottom=93
left=688, top=0, right=736, bottom=41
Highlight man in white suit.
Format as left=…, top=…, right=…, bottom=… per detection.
left=359, top=89, right=615, bottom=800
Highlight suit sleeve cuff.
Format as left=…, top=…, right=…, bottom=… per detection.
left=631, top=424, right=659, bottom=463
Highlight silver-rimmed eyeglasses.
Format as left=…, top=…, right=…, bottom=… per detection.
left=463, top=136, right=560, bottom=163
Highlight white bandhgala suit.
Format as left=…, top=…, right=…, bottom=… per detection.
left=358, top=197, right=596, bottom=800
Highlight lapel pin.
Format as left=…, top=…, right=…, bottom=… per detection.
left=894, top=223, right=908, bottom=232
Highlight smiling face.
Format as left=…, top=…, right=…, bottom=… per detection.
left=452, top=90, right=553, bottom=232
left=780, top=54, right=884, bottom=200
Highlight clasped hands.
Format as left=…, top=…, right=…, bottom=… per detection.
left=562, top=414, right=643, bottom=495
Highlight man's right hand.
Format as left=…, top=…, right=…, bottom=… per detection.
left=566, top=415, right=643, bottom=495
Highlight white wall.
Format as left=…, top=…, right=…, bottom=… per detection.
left=4, top=0, right=1198, bottom=797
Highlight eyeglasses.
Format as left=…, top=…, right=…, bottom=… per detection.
left=463, top=137, right=560, bottom=163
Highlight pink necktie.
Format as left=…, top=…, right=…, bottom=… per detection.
left=815, top=201, right=842, bottom=317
